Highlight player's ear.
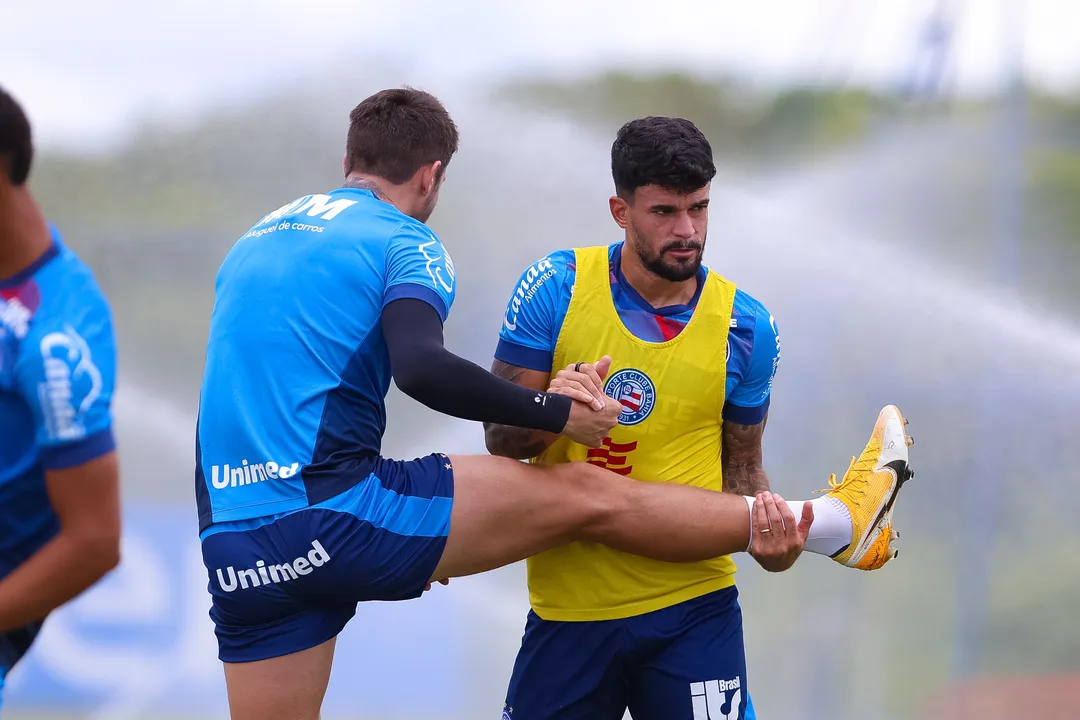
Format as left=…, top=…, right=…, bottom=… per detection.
left=609, top=195, right=630, bottom=229
left=421, top=161, right=442, bottom=196
left=341, top=154, right=349, bottom=178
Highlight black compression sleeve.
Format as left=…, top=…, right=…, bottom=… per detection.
left=381, top=298, right=572, bottom=433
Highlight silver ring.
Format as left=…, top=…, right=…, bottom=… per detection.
left=759, top=528, right=772, bottom=534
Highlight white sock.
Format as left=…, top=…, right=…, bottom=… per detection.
left=742, top=495, right=852, bottom=557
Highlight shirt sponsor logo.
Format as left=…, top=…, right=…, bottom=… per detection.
left=503, top=258, right=556, bottom=332
left=241, top=194, right=360, bottom=239
left=215, top=539, right=331, bottom=593
left=419, top=238, right=456, bottom=294
left=209, top=458, right=300, bottom=489
left=38, top=325, right=104, bottom=441
left=766, top=314, right=780, bottom=399
left=256, top=194, right=358, bottom=226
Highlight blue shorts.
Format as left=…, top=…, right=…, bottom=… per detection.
left=503, top=586, right=756, bottom=720
left=0, top=620, right=44, bottom=711
left=199, top=453, right=454, bottom=663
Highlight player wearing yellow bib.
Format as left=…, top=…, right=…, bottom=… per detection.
left=485, top=117, right=914, bottom=720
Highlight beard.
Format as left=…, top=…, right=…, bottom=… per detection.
left=413, top=193, right=438, bottom=224
left=630, top=224, right=704, bottom=282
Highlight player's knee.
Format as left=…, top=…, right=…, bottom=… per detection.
left=544, top=462, right=625, bottom=534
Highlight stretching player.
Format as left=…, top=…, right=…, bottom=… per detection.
left=484, top=116, right=913, bottom=720
left=0, top=87, right=121, bottom=710
left=193, top=87, right=912, bottom=720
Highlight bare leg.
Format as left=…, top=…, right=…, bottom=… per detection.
left=223, top=637, right=336, bottom=720
left=431, top=455, right=752, bottom=581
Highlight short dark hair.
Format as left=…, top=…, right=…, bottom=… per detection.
left=0, top=86, right=33, bottom=186
left=611, top=116, right=715, bottom=200
left=345, top=87, right=459, bottom=185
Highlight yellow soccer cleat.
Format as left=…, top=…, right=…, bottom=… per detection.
left=821, top=404, right=914, bottom=571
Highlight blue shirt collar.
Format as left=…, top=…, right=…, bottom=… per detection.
left=0, top=225, right=62, bottom=289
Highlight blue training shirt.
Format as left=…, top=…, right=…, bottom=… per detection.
left=0, top=227, right=117, bottom=577
left=495, top=243, right=779, bottom=425
left=195, top=188, right=457, bottom=532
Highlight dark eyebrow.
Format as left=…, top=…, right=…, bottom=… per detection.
left=649, top=199, right=710, bottom=212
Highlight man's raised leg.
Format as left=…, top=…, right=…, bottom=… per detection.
left=432, top=403, right=912, bottom=581
left=429, top=456, right=789, bottom=581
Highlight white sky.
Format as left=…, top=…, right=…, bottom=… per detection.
left=2, top=0, right=1077, bottom=150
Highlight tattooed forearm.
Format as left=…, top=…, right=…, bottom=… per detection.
left=721, top=415, right=771, bottom=496
left=723, top=461, right=770, bottom=496
left=485, top=427, right=552, bottom=460
left=483, top=360, right=558, bottom=459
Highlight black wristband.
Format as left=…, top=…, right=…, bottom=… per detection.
left=515, top=389, right=573, bottom=434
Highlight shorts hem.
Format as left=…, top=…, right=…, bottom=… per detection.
left=218, top=617, right=350, bottom=664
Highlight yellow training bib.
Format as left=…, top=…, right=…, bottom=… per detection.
left=527, top=245, right=738, bottom=621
